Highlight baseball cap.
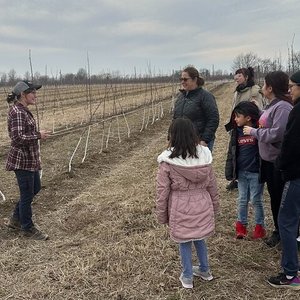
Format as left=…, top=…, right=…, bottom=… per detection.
left=12, top=80, right=42, bottom=96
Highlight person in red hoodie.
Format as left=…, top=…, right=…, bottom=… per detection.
left=156, top=118, right=219, bottom=289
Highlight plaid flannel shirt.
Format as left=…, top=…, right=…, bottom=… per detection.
left=6, top=102, right=41, bottom=171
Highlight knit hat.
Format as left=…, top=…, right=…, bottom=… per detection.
left=290, top=71, right=300, bottom=85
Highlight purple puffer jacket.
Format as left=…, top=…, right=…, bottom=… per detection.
left=156, top=146, right=219, bottom=243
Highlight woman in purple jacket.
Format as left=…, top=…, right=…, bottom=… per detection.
left=156, top=118, right=219, bottom=289
left=243, top=71, right=292, bottom=247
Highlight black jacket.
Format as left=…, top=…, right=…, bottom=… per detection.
left=173, top=87, right=219, bottom=143
left=278, top=97, right=300, bottom=181
left=225, top=120, right=238, bottom=181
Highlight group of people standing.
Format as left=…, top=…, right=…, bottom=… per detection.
left=156, top=66, right=300, bottom=290
left=4, top=65, right=300, bottom=292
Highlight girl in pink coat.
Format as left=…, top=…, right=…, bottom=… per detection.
left=156, top=118, right=219, bottom=289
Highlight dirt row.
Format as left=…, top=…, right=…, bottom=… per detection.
left=0, top=82, right=291, bottom=300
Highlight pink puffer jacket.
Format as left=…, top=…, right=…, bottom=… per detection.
left=156, top=146, right=219, bottom=243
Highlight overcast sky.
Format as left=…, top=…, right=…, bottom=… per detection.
left=0, top=0, right=299, bottom=77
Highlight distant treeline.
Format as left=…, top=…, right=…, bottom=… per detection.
left=1, top=49, right=299, bottom=86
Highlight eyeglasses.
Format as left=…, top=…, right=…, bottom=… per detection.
left=180, top=77, right=192, bottom=82
left=288, top=83, right=300, bottom=89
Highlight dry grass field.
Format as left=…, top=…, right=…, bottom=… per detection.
left=0, top=82, right=296, bottom=299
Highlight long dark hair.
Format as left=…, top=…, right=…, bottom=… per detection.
left=235, top=67, right=255, bottom=90
left=265, top=71, right=292, bottom=103
left=183, top=66, right=205, bottom=87
left=168, top=118, right=199, bottom=159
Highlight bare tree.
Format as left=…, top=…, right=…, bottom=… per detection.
left=8, top=69, right=17, bottom=84
left=0, top=72, right=7, bottom=84
left=232, top=52, right=259, bottom=71
left=24, top=71, right=31, bottom=81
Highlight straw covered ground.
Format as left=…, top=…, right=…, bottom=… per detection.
left=0, top=82, right=297, bottom=299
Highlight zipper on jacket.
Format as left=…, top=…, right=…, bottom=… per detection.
left=180, top=91, right=189, bottom=117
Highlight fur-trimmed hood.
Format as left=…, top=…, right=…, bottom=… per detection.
left=157, top=145, right=212, bottom=183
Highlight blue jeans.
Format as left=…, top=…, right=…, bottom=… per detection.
left=278, top=179, right=300, bottom=277
left=179, top=240, right=210, bottom=278
left=237, top=170, right=264, bottom=226
left=13, top=170, right=41, bottom=230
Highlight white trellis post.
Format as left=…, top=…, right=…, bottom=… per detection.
left=0, top=190, right=6, bottom=202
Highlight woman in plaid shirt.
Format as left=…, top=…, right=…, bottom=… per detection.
left=6, top=81, right=51, bottom=240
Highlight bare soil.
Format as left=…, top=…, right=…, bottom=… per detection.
left=0, top=82, right=294, bottom=299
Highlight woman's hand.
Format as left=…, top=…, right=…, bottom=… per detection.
left=40, top=130, right=52, bottom=140
left=243, top=126, right=253, bottom=135
left=200, top=140, right=208, bottom=147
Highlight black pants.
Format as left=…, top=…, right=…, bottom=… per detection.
left=260, top=159, right=285, bottom=233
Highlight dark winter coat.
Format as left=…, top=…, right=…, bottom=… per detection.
left=225, top=130, right=237, bottom=181
left=277, top=97, right=300, bottom=181
left=173, top=87, right=219, bottom=144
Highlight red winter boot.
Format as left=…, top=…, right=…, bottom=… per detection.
left=252, top=224, right=266, bottom=239
left=236, top=221, right=247, bottom=239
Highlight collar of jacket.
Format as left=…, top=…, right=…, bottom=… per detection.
left=265, top=98, right=284, bottom=109
left=236, top=82, right=254, bottom=93
left=16, top=101, right=30, bottom=112
left=179, top=87, right=202, bottom=96
left=294, top=97, right=300, bottom=106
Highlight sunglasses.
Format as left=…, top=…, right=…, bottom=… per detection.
left=180, top=77, right=192, bottom=82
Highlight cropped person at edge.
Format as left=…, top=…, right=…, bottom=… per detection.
left=173, top=66, right=219, bottom=152
left=267, top=70, right=300, bottom=290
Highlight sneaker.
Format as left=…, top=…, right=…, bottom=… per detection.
left=23, top=226, right=49, bottom=241
left=179, top=273, right=193, bottom=289
left=6, top=217, right=21, bottom=230
left=192, top=266, right=213, bottom=281
left=236, top=221, right=247, bottom=239
left=267, top=273, right=300, bottom=290
left=226, top=180, right=238, bottom=191
left=264, top=231, right=280, bottom=247
left=252, top=224, right=266, bottom=239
